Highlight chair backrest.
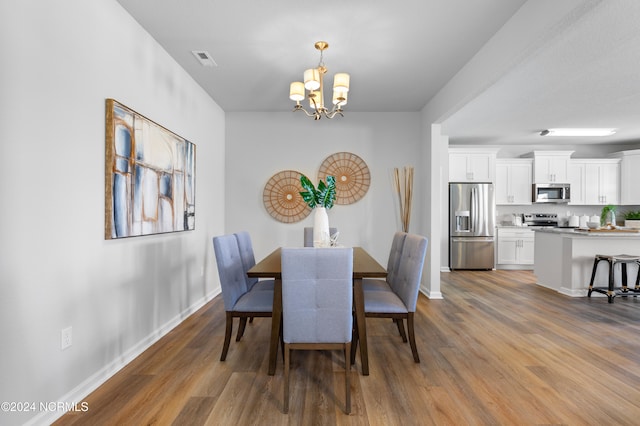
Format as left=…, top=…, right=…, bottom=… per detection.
left=281, top=247, right=353, bottom=343
left=303, top=227, right=338, bottom=247
left=213, top=234, right=248, bottom=311
left=393, top=234, right=428, bottom=312
left=234, top=231, right=259, bottom=290
left=386, top=232, right=408, bottom=286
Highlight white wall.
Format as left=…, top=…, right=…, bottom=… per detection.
left=422, top=0, right=620, bottom=273
left=0, top=1, right=225, bottom=424
left=225, top=112, right=422, bottom=268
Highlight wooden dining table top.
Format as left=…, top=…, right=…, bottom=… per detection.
left=247, top=246, right=387, bottom=279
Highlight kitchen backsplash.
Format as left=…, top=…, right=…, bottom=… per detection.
left=497, top=204, right=640, bottom=227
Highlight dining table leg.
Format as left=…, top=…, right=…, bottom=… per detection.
left=268, top=278, right=282, bottom=376
left=353, top=278, right=369, bottom=375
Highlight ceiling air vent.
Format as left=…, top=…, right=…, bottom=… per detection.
left=191, top=50, right=217, bottom=67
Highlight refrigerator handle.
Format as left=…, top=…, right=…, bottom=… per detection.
left=470, top=187, right=477, bottom=233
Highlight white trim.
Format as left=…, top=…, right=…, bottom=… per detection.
left=26, top=289, right=221, bottom=426
left=420, top=287, right=443, bottom=300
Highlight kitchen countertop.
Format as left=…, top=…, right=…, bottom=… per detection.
left=534, top=228, right=640, bottom=297
left=533, top=227, right=640, bottom=237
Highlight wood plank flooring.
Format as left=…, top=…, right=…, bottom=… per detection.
left=55, top=271, right=640, bottom=425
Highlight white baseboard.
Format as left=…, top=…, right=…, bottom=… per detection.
left=26, top=289, right=221, bottom=426
left=419, top=287, right=444, bottom=300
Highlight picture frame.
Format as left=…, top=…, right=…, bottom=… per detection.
left=105, top=99, right=196, bottom=239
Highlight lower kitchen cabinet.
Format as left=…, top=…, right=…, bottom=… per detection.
left=496, top=227, right=534, bottom=269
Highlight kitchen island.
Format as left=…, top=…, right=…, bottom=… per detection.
left=533, top=228, right=640, bottom=297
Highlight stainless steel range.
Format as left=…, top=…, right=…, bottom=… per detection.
left=523, top=213, right=558, bottom=228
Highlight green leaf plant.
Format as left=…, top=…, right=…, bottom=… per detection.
left=622, top=210, right=640, bottom=220
left=600, top=204, right=617, bottom=226
left=299, top=175, right=336, bottom=209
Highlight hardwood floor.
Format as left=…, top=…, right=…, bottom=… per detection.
left=55, top=270, right=640, bottom=425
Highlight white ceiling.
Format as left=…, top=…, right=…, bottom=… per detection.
left=116, top=0, right=640, bottom=147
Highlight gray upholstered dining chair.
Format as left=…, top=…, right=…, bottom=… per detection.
left=362, top=231, right=407, bottom=292
left=212, top=234, right=274, bottom=361
left=360, top=233, right=427, bottom=363
left=234, top=231, right=275, bottom=292
left=361, top=231, right=409, bottom=341
left=303, top=227, right=338, bottom=247
left=281, top=247, right=354, bottom=414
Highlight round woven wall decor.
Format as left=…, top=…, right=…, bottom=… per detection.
left=262, top=170, right=312, bottom=223
left=318, top=152, right=371, bottom=205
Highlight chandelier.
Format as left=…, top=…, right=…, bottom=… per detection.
left=289, top=41, right=350, bottom=120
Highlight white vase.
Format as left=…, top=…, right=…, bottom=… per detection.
left=313, top=207, right=330, bottom=247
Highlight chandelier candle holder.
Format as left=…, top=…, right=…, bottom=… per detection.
left=289, top=41, right=350, bottom=120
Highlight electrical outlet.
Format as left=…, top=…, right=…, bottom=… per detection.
left=61, top=327, right=72, bottom=350
left=200, top=266, right=205, bottom=277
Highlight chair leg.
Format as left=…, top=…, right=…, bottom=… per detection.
left=407, top=312, right=420, bottom=363
left=350, top=318, right=359, bottom=366
left=395, top=318, right=407, bottom=342
left=284, top=343, right=290, bottom=414
left=236, top=317, right=248, bottom=341
left=220, top=312, right=233, bottom=361
left=280, top=320, right=285, bottom=362
left=345, top=342, right=351, bottom=414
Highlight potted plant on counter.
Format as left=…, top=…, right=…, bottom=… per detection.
left=300, top=174, right=336, bottom=247
left=600, top=204, right=617, bottom=228
left=622, top=210, right=640, bottom=229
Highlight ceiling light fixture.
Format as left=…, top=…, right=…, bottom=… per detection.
left=540, top=128, right=616, bottom=137
left=289, top=41, right=349, bottom=120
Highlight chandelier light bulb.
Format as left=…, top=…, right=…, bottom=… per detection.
left=333, top=73, right=350, bottom=92
left=333, top=89, right=347, bottom=106
left=304, top=69, right=320, bottom=91
left=289, top=82, right=305, bottom=101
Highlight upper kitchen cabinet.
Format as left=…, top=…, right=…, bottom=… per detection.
left=495, top=159, right=532, bottom=205
left=610, top=150, right=640, bottom=205
left=449, top=147, right=499, bottom=182
left=569, top=159, right=620, bottom=205
left=532, top=151, right=574, bottom=183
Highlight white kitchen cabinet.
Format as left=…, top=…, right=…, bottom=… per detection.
left=532, top=151, right=574, bottom=183
left=496, top=228, right=535, bottom=269
left=568, top=162, right=586, bottom=205
left=569, top=159, right=619, bottom=205
left=610, top=150, right=640, bottom=205
left=449, top=148, right=498, bottom=182
left=495, top=159, right=532, bottom=205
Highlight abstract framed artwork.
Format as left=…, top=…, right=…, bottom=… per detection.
left=105, top=99, right=196, bottom=239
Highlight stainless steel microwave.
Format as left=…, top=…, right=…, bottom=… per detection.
left=532, top=183, right=570, bottom=203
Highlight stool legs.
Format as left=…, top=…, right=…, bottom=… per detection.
left=588, top=255, right=640, bottom=303
left=587, top=257, right=600, bottom=298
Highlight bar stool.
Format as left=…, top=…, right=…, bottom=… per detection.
left=587, top=254, right=640, bottom=303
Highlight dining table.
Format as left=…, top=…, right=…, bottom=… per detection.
left=247, top=246, right=387, bottom=376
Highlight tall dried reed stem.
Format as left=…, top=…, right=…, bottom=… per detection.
left=393, top=166, right=414, bottom=232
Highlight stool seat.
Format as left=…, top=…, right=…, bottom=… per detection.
left=588, top=254, right=640, bottom=303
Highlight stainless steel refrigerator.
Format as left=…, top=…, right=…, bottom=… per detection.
left=449, top=182, right=495, bottom=270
